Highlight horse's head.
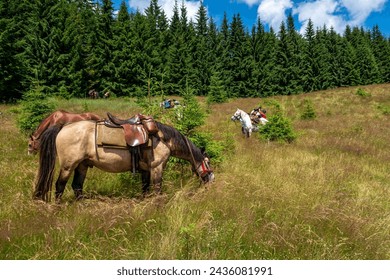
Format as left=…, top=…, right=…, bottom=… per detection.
left=28, top=135, right=39, bottom=155
left=195, top=155, right=215, bottom=183
left=231, top=108, right=242, bottom=121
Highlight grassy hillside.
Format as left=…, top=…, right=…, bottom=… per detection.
left=0, top=84, right=389, bottom=259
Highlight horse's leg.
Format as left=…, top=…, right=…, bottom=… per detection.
left=150, top=164, right=165, bottom=194
left=55, top=169, right=73, bottom=202
left=141, top=170, right=151, bottom=194
left=71, top=162, right=89, bottom=200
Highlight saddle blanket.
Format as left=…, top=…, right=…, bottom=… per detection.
left=96, top=122, right=127, bottom=148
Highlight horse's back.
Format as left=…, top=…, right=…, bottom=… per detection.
left=56, top=121, right=96, bottom=162
left=57, top=120, right=132, bottom=172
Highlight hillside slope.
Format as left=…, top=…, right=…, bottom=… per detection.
left=0, top=84, right=389, bottom=259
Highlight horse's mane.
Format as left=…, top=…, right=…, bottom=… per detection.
left=156, top=122, right=204, bottom=162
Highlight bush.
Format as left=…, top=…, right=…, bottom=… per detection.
left=189, top=132, right=227, bottom=164
left=300, top=99, right=317, bottom=120
left=174, top=88, right=205, bottom=136
left=355, top=88, right=371, bottom=97
left=258, top=113, right=297, bottom=143
left=17, top=87, right=55, bottom=133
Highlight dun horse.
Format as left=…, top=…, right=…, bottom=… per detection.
left=33, top=120, right=214, bottom=202
left=28, top=110, right=101, bottom=155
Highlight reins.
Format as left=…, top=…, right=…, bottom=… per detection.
left=184, top=136, right=210, bottom=180
left=184, top=136, right=198, bottom=173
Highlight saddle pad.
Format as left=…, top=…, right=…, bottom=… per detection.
left=96, top=122, right=127, bottom=148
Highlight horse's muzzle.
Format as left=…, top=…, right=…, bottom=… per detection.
left=202, top=172, right=215, bottom=183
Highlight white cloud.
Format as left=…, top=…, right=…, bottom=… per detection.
left=341, top=0, right=387, bottom=25
left=251, top=0, right=388, bottom=34
left=257, top=0, right=293, bottom=30
left=128, top=0, right=149, bottom=12
left=128, top=0, right=201, bottom=21
left=294, top=0, right=347, bottom=33
left=237, top=0, right=262, bottom=7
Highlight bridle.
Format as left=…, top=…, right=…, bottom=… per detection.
left=231, top=111, right=243, bottom=122
left=184, top=137, right=213, bottom=180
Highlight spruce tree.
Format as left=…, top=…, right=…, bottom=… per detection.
left=111, top=0, right=133, bottom=96
left=193, top=1, right=211, bottom=96
left=207, top=70, right=228, bottom=104
left=0, top=0, right=29, bottom=101
left=371, top=25, right=390, bottom=83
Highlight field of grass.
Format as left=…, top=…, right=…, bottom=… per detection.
left=0, top=84, right=389, bottom=259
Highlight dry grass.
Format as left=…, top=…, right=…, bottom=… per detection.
left=0, top=84, right=389, bottom=259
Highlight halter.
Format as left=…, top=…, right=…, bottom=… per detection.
left=231, top=110, right=244, bottom=122
left=184, top=137, right=213, bottom=179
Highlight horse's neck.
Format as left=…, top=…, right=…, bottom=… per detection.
left=166, top=137, right=198, bottom=166
left=32, top=116, right=53, bottom=138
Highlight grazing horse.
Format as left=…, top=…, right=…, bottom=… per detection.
left=28, top=110, right=101, bottom=155
left=103, top=91, right=110, bottom=99
left=231, top=108, right=253, bottom=138
left=88, top=89, right=99, bottom=99
left=33, top=120, right=214, bottom=202
left=250, top=108, right=268, bottom=126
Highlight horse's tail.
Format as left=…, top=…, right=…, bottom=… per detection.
left=33, top=124, right=62, bottom=202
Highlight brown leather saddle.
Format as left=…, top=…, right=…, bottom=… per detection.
left=104, top=112, right=158, bottom=147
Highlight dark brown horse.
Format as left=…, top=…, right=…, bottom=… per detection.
left=88, top=89, right=99, bottom=99
left=28, top=110, right=101, bottom=155
left=33, top=120, right=214, bottom=202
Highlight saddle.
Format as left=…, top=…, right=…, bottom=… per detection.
left=104, top=112, right=158, bottom=147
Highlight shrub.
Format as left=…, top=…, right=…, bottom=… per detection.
left=300, top=99, right=317, bottom=120
left=189, top=132, right=226, bottom=164
left=17, top=87, right=55, bottom=133
left=377, top=104, right=390, bottom=115
left=174, top=87, right=205, bottom=136
left=258, top=113, right=297, bottom=143
left=355, top=88, right=371, bottom=97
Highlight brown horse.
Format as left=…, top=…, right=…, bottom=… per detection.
left=28, top=110, right=101, bottom=155
left=33, top=120, right=214, bottom=202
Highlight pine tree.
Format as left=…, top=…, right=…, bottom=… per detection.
left=228, top=14, right=251, bottom=97
left=111, top=0, right=133, bottom=96
left=272, top=21, right=290, bottom=94
left=313, top=26, right=332, bottom=90
left=166, top=0, right=191, bottom=95
left=0, top=0, right=29, bottom=101
left=354, top=29, right=381, bottom=84
left=175, top=85, right=205, bottom=136
left=193, top=1, right=211, bottom=96
left=216, top=13, right=233, bottom=97
left=371, top=25, right=390, bottom=83
left=207, top=70, right=228, bottom=104
left=286, top=14, right=304, bottom=93
left=302, top=19, right=316, bottom=92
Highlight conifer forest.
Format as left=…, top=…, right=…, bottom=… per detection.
left=1, top=0, right=390, bottom=102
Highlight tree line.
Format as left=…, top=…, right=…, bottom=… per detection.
left=1, top=0, right=390, bottom=102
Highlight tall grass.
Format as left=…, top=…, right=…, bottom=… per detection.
left=0, top=84, right=389, bottom=259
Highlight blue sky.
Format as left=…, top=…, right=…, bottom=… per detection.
left=113, top=0, right=390, bottom=36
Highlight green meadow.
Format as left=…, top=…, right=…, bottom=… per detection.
left=0, top=84, right=389, bottom=259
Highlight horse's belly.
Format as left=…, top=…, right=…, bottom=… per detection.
left=91, top=147, right=132, bottom=173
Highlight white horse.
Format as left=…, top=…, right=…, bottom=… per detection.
left=231, top=108, right=253, bottom=138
